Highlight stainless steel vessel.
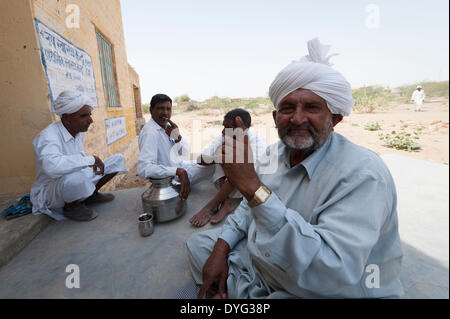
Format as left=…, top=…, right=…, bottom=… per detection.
left=141, top=177, right=186, bottom=223
left=138, top=213, right=154, bottom=237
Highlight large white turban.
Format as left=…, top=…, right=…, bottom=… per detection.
left=269, top=38, right=354, bottom=117
left=51, top=91, right=96, bottom=116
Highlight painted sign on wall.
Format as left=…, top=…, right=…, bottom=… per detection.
left=34, top=19, right=98, bottom=106
left=105, top=116, right=127, bottom=146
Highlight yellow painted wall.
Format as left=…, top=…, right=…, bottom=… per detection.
left=0, top=0, right=53, bottom=194
left=0, top=0, right=141, bottom=195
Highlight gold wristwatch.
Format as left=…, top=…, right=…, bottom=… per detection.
left=248, top=185, right=272, bottom=208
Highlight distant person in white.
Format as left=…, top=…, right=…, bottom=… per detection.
left=137, top=94, right=214, bottom=201
left=30, top=91, right=127, bottom=221
left=411, top=85, right=425, bottom=112
left=190, top=108, right=268, bottom=227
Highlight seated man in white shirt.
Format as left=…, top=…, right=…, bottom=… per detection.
left=189, top=109, right=267, bottom=227
left=31, top=91, right=128, bottom=222
left=186, top=38, right=403, bottom=299
left=137, top=94, right=214, bottom=200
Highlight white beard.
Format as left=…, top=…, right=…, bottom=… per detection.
left=279, top=118, right=333, bottom=152
left=282, top=134, right=314, bottom=150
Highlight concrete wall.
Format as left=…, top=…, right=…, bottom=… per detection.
left=0, top=0, right=141, bottom=195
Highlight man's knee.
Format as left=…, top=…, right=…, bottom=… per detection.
left=186, top=231, right=205, bottom=258
left=61, top=171, right=95, bottom=202
left=186, top=229, right=221, bottom=261
left=111, top=153, right=126, bottom=167
left=104, top=153, right=127, bottom=175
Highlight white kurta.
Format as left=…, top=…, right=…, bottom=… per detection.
left=137, top=117, right=213, bottom=183
left=30, top=121, right=127, bottom=221
left=187, top=132, right=403, bottom=298
left=411, top=89, right=425, bottom=111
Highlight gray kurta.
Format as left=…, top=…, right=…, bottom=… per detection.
left=187, top=132, right=404, bottom=298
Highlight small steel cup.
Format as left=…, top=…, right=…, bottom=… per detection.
left=138, top=213, right=154, bottom=237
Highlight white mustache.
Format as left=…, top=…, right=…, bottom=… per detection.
left=282, top=123, right=318, bottom=137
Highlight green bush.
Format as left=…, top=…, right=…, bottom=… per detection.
left=174, top=94, right=191, bottom=103
left=365, top=122, right=382, bottom=131
left=186, top=102, right=199, bottom=111
left=352, top=86, right=389, bottom=113
left=142, top=104, right=150, bottom=113
left=378, top=122, right=421, bottom=152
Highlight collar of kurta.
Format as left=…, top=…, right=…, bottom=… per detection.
left=282, top=132, right=333, bottom=180
left=149, top=117, right=166, bottom=132
left=57, top=121, right=77, bottom=142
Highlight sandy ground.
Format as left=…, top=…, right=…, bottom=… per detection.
left=113, top=99, right=449, bottom=190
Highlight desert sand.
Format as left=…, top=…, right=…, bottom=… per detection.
left=113, top=99, right=449, bottom=190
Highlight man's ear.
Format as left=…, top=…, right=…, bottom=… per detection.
left=272, top=110, right=277, bottom=128
left=331, top=114, right=343, bottom=127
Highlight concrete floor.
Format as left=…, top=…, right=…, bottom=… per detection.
left=0, top=182, right=220, bottom=298
left=382, top=155, right=449, bottom=298
left=0, top=154, right=448, bottom=298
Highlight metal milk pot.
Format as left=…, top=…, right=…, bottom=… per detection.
left=141, top=176, right=186, bottom=223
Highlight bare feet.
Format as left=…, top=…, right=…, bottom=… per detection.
left=189, top=205, right=218, bottom=227
left=210, top=198, right=241, bottom=224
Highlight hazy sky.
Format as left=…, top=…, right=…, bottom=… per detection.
left=120, top=0, right=449, bottom=102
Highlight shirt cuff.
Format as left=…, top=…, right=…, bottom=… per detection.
left=85, top=156, right=95, bottom=166
left=218, top=228, right=243, bottom=250
left=252, top=192, right=287, bottom=234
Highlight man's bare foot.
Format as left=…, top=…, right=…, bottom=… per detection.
left=210, top=198, right=241, bottom=224
left=190, top=205, right=218, bottom=227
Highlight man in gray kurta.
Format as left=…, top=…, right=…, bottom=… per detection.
left=186, top=38, right=404, bottom=299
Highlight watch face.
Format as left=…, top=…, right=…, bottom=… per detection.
left=255, top=187, right=268, bottom=200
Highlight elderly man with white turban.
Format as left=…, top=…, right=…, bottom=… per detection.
left=30, top=91, right=127, bottom=221
left=411, top=85, right=425, bottom=112
left=186, top=38, right=403, bottom=298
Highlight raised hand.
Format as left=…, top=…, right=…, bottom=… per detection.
left=166, top=119, right=182, bottom=143
left=221, top=117, right=262, bottom=200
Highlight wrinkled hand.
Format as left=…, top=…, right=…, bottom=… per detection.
left=90, top=155, right=104, bottom=175
left=221, top=117, right=262, bottom=200
left=198, top=239, right=230, bottom=299
left=176, top=168, right=190, bottom=200
left=165, top=120, right=182, bottom=143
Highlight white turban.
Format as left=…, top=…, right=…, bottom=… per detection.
left=269, top=38, right=354, bottom=117
left=51, top=91, right=96, bottom=116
